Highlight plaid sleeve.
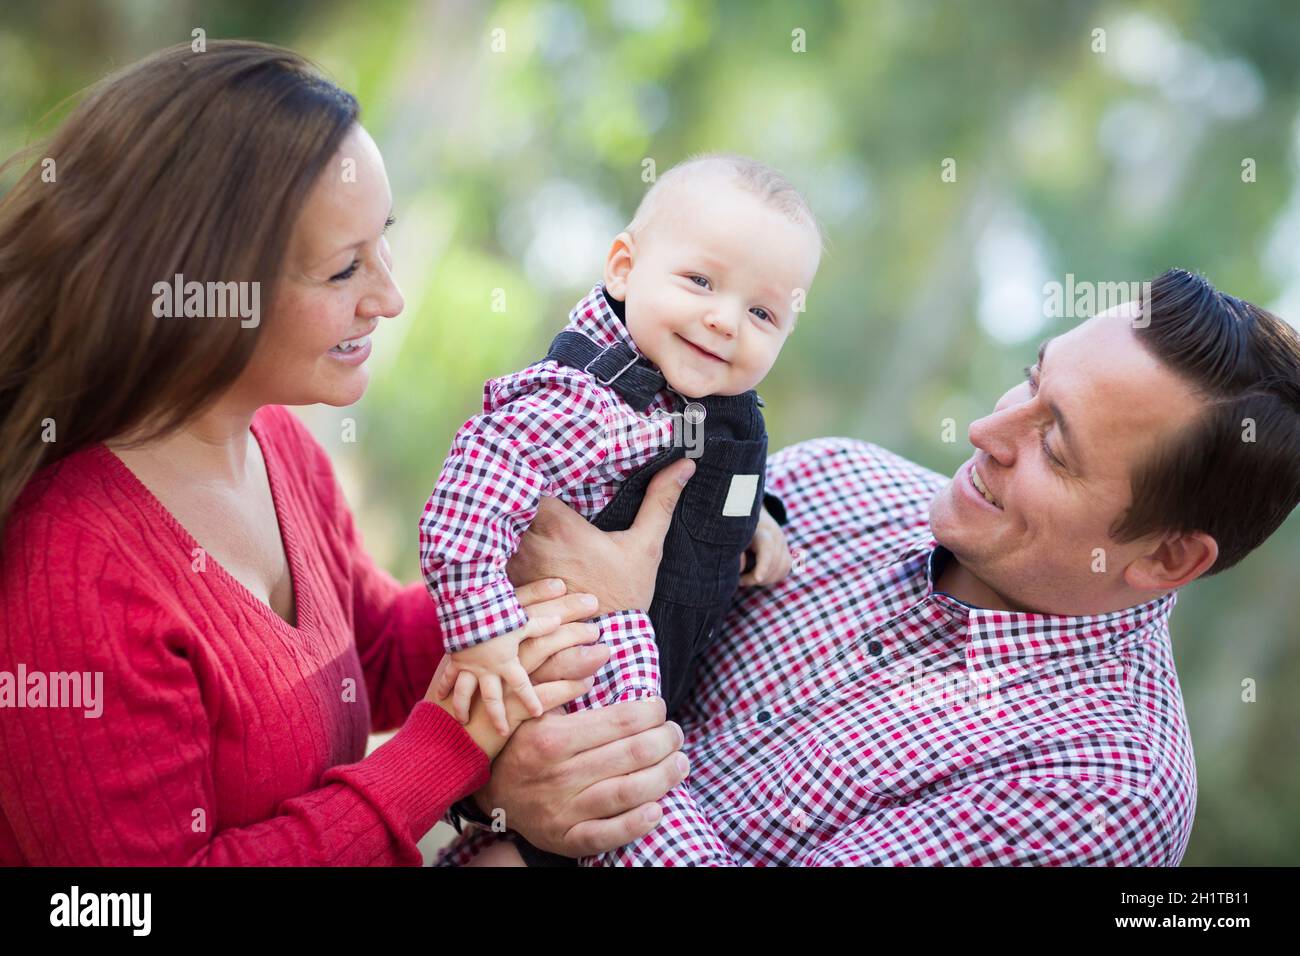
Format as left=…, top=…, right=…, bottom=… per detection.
left=796, top=777, right=1160, bottom=866
left=431, top=827, right=510, bottom=866
left=570, top=610, right=739, bottom=867
left=419, top=369, right=612, bottom=653
left=582, top=784, right=735, bottom=866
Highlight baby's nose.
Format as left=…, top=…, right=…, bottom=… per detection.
left=704, top=310, right=738, bottom=337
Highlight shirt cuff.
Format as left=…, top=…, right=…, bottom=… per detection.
left=435, top=578, right=530, bottom=653
left=762, top=491, right=788, bottom=526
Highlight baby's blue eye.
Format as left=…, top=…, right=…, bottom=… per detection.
left=689, top=275, right=710, bottom=289
left=752, top=308, right=772, bottom=322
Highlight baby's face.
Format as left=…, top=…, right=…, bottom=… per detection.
left=605, top=180, right=820, bottom=398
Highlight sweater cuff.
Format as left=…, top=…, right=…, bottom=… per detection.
left=322, top=701, right=490, bottom=846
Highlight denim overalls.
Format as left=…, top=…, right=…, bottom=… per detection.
left=509, top=316, right=774, bottom=867
left=543, top=328, right=770, bottom=718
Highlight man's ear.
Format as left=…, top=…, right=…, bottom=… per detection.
left=1123, top=531, right=1219, bottom=592
left=603, top=231, right=636, bottom=300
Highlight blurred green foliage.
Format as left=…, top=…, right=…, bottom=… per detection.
left=2, top=0, right=1297, bottom=865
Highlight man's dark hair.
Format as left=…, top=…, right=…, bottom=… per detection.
left=1112, top=268, right=1300, bottom=574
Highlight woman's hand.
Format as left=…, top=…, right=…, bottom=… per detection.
left=507, top=458, right=695, bottom=617
left=426, top=579, right=605, bottom=759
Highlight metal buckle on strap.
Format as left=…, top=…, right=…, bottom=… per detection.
left=583, top=346, right=640, bottom=386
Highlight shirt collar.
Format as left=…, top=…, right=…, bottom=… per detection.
left=566, top=282, right=646, bottom=358
left=901, top=533, right=1177, bottom=678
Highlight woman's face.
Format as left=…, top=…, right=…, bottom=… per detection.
left=235, top=123, right=403, bottom=409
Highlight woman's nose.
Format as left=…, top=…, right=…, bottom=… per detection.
left=363, top=265, right=404, bottom=320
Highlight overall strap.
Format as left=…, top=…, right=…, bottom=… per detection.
left=545, top=330, right=667, bottom=412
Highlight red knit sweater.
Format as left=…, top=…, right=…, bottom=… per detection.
left=0, top=404, right=489, bottom=865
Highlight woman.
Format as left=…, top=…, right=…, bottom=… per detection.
left=0, top=41, right=688, bottom=865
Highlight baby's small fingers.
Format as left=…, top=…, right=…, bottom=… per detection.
left=452, top=670, right=478, bottom=724
left=479, top=674, right=510, bottom=737
left=772, top=543, right=794, bottom=582
left=506, top=663, right=545, bottom=718
left=740, top=537, right=769, bottom=585
left=753, top=541, right=779, bottom=586
left=739, top=560, right=757, bottom=586
left=432, top=659, right=459, bottom=700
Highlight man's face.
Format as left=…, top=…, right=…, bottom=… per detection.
left=928, top=302, right=1207, bottom=614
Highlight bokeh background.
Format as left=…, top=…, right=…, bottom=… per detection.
left=2, top=0, right=1296, bottom=865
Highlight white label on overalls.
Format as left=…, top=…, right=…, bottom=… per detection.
left=722, top=474, right=760, bottom=517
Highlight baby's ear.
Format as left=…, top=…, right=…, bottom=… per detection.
left=603, top=231, right=636, bottom=299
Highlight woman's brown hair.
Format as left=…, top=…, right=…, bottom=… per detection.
left=0, top=40, right=358, bottom=534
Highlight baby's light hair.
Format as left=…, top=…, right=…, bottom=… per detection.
left=628, top=152, right=824, bottom=254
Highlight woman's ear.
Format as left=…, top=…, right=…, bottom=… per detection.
left=1123, top=530, right=1219, bottom=592
left=603, top=231, right=636, bottom=300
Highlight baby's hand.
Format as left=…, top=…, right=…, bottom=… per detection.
left=434, top=615, right=560, bottom=735
left=740, top=505, right=793, bottom=587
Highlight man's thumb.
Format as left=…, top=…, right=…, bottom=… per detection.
left=630, top=458, right=695, bottom=547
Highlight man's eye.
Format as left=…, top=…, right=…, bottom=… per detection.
left=330, top=259, right=360, bottom=282
left=688, top=275, right=711, bottom=289
left=1024, top=368, right=1067, bottom=469
left=1040, top=433, right=1065, bottom=469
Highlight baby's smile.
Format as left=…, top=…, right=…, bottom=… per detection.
left=674, top=333, right=730, bottom=364
left=604, top=171, right=823, bottom=399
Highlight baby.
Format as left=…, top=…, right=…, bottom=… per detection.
left=419, top=154, right=823, bottom=747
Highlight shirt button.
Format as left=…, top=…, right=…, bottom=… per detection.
left=756, top=708, right=771, bottom=723
left=867, top=640, right=883, bottom=657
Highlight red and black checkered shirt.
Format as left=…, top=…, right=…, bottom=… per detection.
left=437, top=437, right=1197, bottom=865
left=419, top=284, right=676, bottom=652
left=420, top=283, right=696, bottom=741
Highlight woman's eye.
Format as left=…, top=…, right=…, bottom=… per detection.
left=688, top=275, right=711, bottom=289
left=330, top=259, right=360, bottom=282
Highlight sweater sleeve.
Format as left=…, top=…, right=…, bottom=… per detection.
left=338, top=485, right=448, bottom=734
left=280, top=403, right=451, bottom=733
left=0, top=513, right=489, bottom=866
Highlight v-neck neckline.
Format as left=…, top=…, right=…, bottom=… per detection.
left=95, top=411, right=311, bottom=636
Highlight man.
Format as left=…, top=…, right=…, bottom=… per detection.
left=445, top=268, right=1300, bottom=865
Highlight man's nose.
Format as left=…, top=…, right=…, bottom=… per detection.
left=968, top=407, right=1019, bottom=467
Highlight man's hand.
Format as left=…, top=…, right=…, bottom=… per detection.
left=507, top=458, right=695, bottom=616
left=472, top=697, right=689, bottom=857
